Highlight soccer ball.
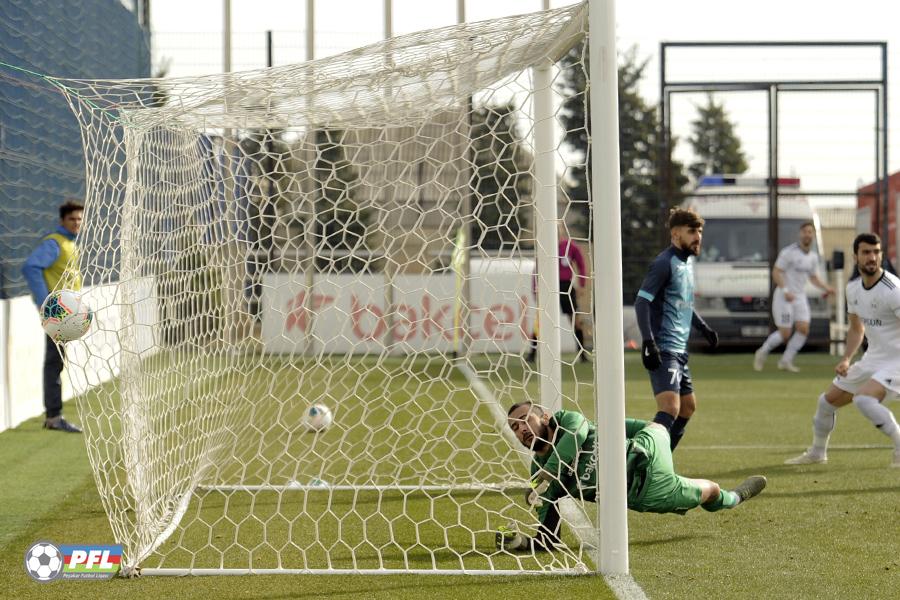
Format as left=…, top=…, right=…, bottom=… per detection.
left=40, top=289, right=93, bottom=342
left=25, top=541, right=63, bottom=582
left=302, top=404, right=333, bottom=432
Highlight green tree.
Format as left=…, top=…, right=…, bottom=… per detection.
left=557, top=43, right=689, bottom=301
left=688, top=93, right=748, bottom=180
left=312, top=129, right=372, bottom=272
left=469, top=103, right=532, bottom=249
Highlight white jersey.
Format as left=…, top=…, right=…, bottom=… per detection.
left=774, top=243, right=819, bottom=296
left=846, top=271, right=900, bottom=365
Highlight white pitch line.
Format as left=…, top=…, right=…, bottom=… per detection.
left=605, top=574, right=651, bottom=600
left=677, top=444, right=892, bottom=450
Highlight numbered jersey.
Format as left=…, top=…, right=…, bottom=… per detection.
left=636, top=246, right=696, bottom=353
left=846, top=271, right=900, bottom=365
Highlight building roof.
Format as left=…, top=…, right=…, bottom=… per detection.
left=816, top=207, right=857, bottom=229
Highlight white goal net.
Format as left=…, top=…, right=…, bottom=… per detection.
left=55, top=2, right=610, bottom=576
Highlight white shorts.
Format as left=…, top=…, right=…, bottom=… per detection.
left=832, top=357, right=900, bottom=399
left=772, top=289, right=810, bottom=328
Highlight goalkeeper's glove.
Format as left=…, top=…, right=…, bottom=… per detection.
left=495, top=523, right=531, bottom=552
left=525, top=479, right=550, bottom=508
left=702, top=327, right=719, bottom=350
left=641, top=339, right=661, bottom=371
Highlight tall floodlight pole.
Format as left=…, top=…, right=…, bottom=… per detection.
left=456, top=0, right=474, bottom=359
left=306, top=0, right=315, bottom=61
left=589, top=0, right=628, bottom=575
left=382, top=0, right=396, bottom=352
left=221, top=0, right=245, bottom=344
left=223, top=0, right=232, bottom=73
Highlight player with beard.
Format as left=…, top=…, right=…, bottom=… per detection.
left=785, top=233, right=900, bottom=467
left=496, top=401, right=767, bottom=552
left=634, top=208, right=718, bottom=451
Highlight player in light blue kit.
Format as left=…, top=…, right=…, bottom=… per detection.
left=634, top=208, right=718, bottom=451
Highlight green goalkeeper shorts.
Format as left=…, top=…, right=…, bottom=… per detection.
left=627, top=423, right=704, bottom=515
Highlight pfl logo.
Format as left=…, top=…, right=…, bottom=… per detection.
left=25, top=541, right=123, bottom=581
left=59, top=544, right=123, bottom=579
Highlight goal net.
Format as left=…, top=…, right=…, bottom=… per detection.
left=56, top=2, right=604, bottom=575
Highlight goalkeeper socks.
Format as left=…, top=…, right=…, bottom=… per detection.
left=653, top=411, right=675, bottom=430
left=701, top=489, right=740, bottom=512
left=853, top=395, right=900, bottom=448
left=811, top=394, right=838, bottom=454
left=670, top=416, right=690, bottom=450
left=781, top=332, right=807, bottom=364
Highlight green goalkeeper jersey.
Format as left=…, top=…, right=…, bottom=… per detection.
left=530, top=411, right=649, bottom=522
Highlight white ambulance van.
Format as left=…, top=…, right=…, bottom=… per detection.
left=683, top=175, right=829, bottom=349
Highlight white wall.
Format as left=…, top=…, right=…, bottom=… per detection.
left=0, top=278, right=158, bottom=433
left=2, top=295, right=49, bottom=430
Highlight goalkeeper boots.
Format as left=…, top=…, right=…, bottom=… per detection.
left=732, top=475, right=767, bottom=503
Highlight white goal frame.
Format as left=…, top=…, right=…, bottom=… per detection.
left=58, top=0, right=627, bottom=579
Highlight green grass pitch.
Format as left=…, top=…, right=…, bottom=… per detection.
left=2, top=351, right=898, bottom=599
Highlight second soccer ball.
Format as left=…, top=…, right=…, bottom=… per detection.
left=302, top=404, right=333, bottom=432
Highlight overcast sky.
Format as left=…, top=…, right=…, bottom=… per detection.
left=149, top=0, right=900, bottom=204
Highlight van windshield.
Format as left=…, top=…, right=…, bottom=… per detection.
left=699, top=218, right=818, bottom=262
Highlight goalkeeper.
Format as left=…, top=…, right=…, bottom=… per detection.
left=497, top=401, right=767, bottom=552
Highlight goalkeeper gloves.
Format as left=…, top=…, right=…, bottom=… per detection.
left=703, top=327, right=719, bottom=350
left=495, top=523, right=531, bottom=552
left=525, top=479, right=550, bottom=508
left=641, top=339, right=661, bottom=371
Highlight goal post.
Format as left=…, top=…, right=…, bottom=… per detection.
left=590, top=0, right=629, bottom=575
left=52, top=0, right=627, bottom=577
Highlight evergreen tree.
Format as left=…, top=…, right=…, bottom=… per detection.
left=469, top=103, right=532, bottom=250
left=557, top=43, right=688, bottom=301
left=312, top=129, right=372, bottom=272
left=688, top=93, right=748, bottom=180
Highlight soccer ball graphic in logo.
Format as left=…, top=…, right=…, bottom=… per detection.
left=40, top=289, right=93, bottom=343
left=25, top=541, right=63, bottom=582
left=302, top=404, right=333, bottom=432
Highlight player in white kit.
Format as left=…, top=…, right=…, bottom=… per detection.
left=753, top=222, right=834, bottom=372
left=785, top=233, right=900, bottom=468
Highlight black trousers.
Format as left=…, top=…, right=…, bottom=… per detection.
left=43, top=336, right=65, bottom=419
left=533, top=503, right=562, bottom=551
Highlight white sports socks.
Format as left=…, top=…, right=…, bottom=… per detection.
left=853, top=394, right=900, bottom=449
left=759, top=330, right=784, bottom=354
left=811, top=393, right=838, bottom=454
left=781, top=333, right=807, bottom=364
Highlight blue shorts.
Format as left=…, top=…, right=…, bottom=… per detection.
left=648, top=351, right=693, bottom=396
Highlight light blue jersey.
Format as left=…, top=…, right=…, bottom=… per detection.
left=635, top=246, right=695, bottom=353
